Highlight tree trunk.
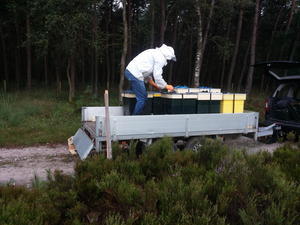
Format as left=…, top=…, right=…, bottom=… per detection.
left=220, top=21, right=231, bottom=88
left=81, top=47, right=85, bottom=88
left=160, top=0, right=166, bottom=45
left=111, top=45, right=116, bottom=85
left=261, top=7, right=283, bottom=91
left=15, top=20, right=21, bottom=90
left=0, top=25, right=9, bottom=92
left=90, top=48, right=94, bottom=92
left=220, top=53, right=226, bottom=88
left=188, top=34, right=193, bottom=86
left=245, top=0, right=260, bottom=94
left=193, top=0, right=203, bottom=88
left=289, top=29, right=299, bottom=61
left=168, top=20, right=178, bottom=83
left=279, top=0, right=296, bottom=59
left=198, top=0, right=215, bottom=83
left=66, top=55, right=76, bottom=102
left=110, top=1, right=115, bottom=86
left=44, top=55, right=48, bottom=87
left=70, top=53, right=76, bottom=100
left=26, top=14, right=32, bottom=90
left=265, top=7, right=283, bottom=61
left=227, top=7, right=243, bottom=91
left=55, top=61, right=61, bottom=95
left=93, top=4, right=99, bottom=98
left=67, top=58, right=72, bottom=102
left=150, top=0, right=155, bottom=47
left=127, top=0, right=132, bottom=60
left=285, top=0, right=296, bottom=34
left=119, top=0, right=128, bottom=102
left=237, top=41, right=250, bottom=92
left=106, top=16, right=111, bottom=89
left=94, top=46, right=98, bottom=97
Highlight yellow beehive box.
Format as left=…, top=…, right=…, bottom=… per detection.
left=234, top=93, right=247, bottom=113
left=221, top=93, right=234, bottom=113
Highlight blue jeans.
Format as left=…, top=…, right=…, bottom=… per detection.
left=124, top=69, right=147, bottom=115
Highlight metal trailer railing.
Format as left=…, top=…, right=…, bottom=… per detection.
left=72, top=106, right=276, bottom=160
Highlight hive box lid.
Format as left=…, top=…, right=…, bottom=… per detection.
left=234, top=93, right=246, bottom=100
left=175, top=88, right=189, bottom=94
left=211, top=93, right=223, bottom=100
left=198, top=92, right=211, bottom=100
left=183, top=93, right=198, bottom=99
left=162, top=93, right=183, bottom=99
left=222, top=93, right=234, bottom=100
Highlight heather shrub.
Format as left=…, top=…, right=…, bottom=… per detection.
left=1, top=138, right=300, bottom=224
left=0, top=199, right=44, bottom=225
left=273, top=144, right=300, bottom=182
left=194, top=138, right=229, bottom=170
left=140, top=137, right=173, bottom=179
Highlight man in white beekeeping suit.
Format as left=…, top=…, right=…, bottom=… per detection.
left=124, top=44, right=176, bottom=115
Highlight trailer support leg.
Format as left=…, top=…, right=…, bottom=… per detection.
left=95, top=138, right=102, bottom=153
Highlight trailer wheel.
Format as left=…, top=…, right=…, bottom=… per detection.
left=136, top=140, right=146, bottom=158
left=186, top=137, right=205, bottom=152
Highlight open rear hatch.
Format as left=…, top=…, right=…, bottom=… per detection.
left=255, top=61, right=300, bottom=128
left=254, top=61, right=300, bottom=82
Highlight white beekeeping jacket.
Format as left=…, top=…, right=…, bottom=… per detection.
left=126, top=44, right=176, bottom=89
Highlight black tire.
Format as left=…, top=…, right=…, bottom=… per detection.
left=135, top=140, right=146, bottom=158
left=185, top=137, right=206, bottom=152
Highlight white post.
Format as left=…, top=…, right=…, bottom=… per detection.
left=104, top=90, right=112, bottom=159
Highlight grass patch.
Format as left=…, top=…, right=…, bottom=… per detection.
left=0, top=88, right=120, bottom=147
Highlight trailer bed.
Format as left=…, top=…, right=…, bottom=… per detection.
left=72, top=106, right=262, bottom=159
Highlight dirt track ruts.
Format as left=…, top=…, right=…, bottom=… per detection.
left=0, top=144, right=76, bottom=187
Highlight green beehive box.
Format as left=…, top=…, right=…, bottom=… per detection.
left=197, top=92, right=210, bottom=113
left=210, top=93, right=222, bottom=113
left=162, top=93, right=183, bottom=114
left=152, top=92, right=163, bottom=115
left=141, top=92, right=153, bottom=115
left=182, top=93, right=198, bottom=114
left=122, top=91, right=136, bottom=115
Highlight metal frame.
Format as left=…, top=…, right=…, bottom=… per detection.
left=73, top=106, right=277, bottom=159
left=95, top=112, right=258, bottom=141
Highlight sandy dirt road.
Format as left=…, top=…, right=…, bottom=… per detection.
left=0, top=144, right=76, bottom=187
left=0, top=137, right=284, bottom=187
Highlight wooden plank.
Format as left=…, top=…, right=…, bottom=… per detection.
left=104, top=90, right=112, bottom=159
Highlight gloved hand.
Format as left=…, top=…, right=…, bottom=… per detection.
left=165, top=84, right=174, bottom=91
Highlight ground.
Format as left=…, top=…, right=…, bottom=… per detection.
left=0, top=137, right=284, bottom=187
left=0, top=144, right=76, bottom=187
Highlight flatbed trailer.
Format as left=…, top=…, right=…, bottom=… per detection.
left=72, top=106, right=276, bottom=159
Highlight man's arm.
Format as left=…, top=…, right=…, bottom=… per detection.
left=153, top=63, right=174, bottom=91
left=148, top=78, right=160, bottom=90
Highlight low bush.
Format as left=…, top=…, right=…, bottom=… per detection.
left=273, top=144, right=300, bottom=182
left=1, top=138, right=300, bottom=224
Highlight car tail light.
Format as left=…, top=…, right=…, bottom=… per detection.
left=265, top=99, right=270, bottom=112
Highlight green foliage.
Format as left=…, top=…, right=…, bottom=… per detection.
left=1, top=138, right=300, bottom=224
left=0, top=89, right=98, bottom=146
left=273, top=144, right=300, bottom=182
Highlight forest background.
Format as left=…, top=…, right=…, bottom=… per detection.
left=0, top=0, right=299, bottom=102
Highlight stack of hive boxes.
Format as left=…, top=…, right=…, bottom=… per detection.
left=122, top=87, right=246, bottom=115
